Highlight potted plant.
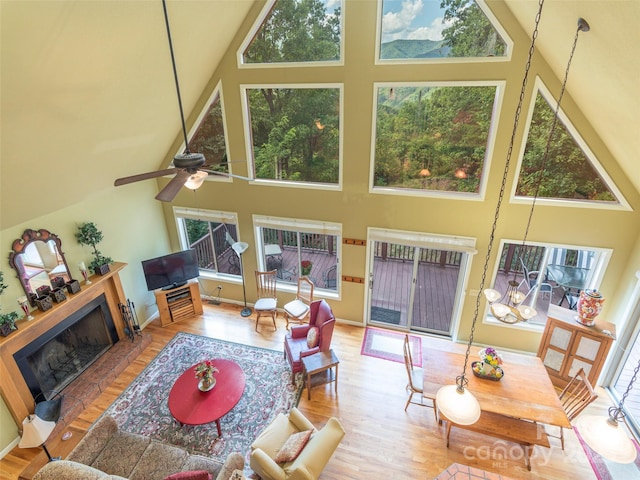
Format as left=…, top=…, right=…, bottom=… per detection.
left=301, top=260, right=313, bottom=276
left=75, top=222, right=113, bottom=275
left=0, top=271, right=20, bottom=336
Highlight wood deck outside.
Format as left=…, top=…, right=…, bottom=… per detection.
left=217, top=246, right=571, bottom=336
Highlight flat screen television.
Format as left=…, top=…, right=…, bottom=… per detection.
left=141, top=249, right=200, bottom=291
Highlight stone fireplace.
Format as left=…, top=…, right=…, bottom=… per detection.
left=14, top=294, right=118, bottom=402
left=0, top=263, right=132, bottom=426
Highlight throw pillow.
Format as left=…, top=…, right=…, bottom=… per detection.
left=229, top=470, right=246, bottom=480
left=274, top=429, right=313, bottom=463
left=164, top=471, right=212, bottom=480
left=306, top=326, right=319, bottom=348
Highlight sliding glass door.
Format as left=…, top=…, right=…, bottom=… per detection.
left=366, top=229, right=475, bottom=337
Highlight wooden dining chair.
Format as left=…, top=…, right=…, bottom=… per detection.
left=403, top=335, right=437, bottom=421
left=549, top=367, right=598, bottom=449
left=283, top=276, right=314, bottom=330
left=254, top=270, right=278, bottom=331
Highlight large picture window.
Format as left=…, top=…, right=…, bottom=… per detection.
left=378, top=0, right=509, bottom=61
left=174, top=208, right=242, bottom=279
left=486, top=241, right=612, bottom=327
left=241, top=0, right=342, bottom=65
left=244, top=85, right=341, bottom=186
left=372, top=83, right=500, bottom=195
left=516, top=82, right=624, bottom=206
left=253, top=215, right=341, bottom=294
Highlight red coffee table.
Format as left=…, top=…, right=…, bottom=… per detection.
left=168, top=359, right=245, bottom=436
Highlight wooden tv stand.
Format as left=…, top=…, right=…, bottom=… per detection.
left=155, top=281, right=203, bottom=327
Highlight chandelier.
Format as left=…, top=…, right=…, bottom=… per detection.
left=437, top=2, right=591, bottom=425
left=483, top=15, right=590, bottom=325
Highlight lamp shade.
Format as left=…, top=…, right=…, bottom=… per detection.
left=576, top=415, right=638, bottom=464
left=183, top=171, right=208, bottom=190
left=19, top=414, right=55, bottom=449
left=435, top=384, right=481, bottom=425
left=232, top=242, right=249, bottom=256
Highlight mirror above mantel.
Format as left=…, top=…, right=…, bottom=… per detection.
left=8, top=229, right=72, bottom=304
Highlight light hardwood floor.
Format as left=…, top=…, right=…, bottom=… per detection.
left=0, top=301, right=613, bottom=479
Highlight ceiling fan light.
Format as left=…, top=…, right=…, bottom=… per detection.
left=184, top=171, right=208, bottom=190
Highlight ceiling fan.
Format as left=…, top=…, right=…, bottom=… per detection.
left=114, top=0, right=249, bottom=202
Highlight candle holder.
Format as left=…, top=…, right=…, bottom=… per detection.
left=78, top=262, right=91, bottom=285
left=18, top=296, right=34, bottom=321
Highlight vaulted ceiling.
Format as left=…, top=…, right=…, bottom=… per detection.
left=1, top=1, right=638, bottom=230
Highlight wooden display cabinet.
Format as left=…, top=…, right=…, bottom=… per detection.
left=155, top=281, right=203, bottom=327
left=537, top=306, right=616, bottom=388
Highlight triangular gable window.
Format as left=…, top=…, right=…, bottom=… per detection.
left=378, top=0, right=509, bottom=61
left=516, top=87, right=621, bottom=205
left=241, top=0, right=342, bottom=65
left=187, top=85, right=229, bottom=175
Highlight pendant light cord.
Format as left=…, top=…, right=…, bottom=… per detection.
left=609, top=358, right=640, bottom=422
left=514, top=18, right=589, bottom=285
left=458, top=0, right=545, bottom=383
left=162, top=0, right=190, bottom=154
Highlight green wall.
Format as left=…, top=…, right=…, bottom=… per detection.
left=0, top=183, right=170, bottom=450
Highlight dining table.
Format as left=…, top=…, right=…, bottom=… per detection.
left=423, top=343, right=570, bottom=429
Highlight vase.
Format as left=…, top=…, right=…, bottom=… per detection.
left=198, top=377, right=216, bottom=392
left=576, top=289, right=605, bottom=327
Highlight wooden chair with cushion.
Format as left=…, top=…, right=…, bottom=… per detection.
left=284, top=300, right=335, bottom=380
left=549, top=367, right=598, bottom=449
left=255, top=270, right=278, bottom=331
left=283, top=276, right=314, bottom=330
left=403, top=335, right=437, bottom=421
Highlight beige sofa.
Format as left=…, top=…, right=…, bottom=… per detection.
left=33, top=415, right=244, bottom=480
left=249, top=407, right=345, bottom=480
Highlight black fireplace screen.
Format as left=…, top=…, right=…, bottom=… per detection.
left=14, top=294, right=118, bottom=400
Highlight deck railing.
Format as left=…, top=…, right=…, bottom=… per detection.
left=190, top=224, right=237, bottom=270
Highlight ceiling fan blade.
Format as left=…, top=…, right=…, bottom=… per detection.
left=114, top=168, right=178, bottom=186
left=155, top=170, right=191, bottom=202
left=203, top=169, right=254, bottom=182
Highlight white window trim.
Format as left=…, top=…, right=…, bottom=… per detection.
left=241, top=83, right=344, bottom=190
left=366, top=227, right=477, bottom=340
left=374, top=0, right=513, bottom=65
left=482, top=238, right=613, bottom=331
left=169, top=81, right=233, bottom=184
left=369, top=80, right=504, bottom=201
left=236, top=0, right=345, bottom=68
left=173, top=207, right=242, bottom=282
left=252, top=214, right=342, bottom=298
left=511, top=76, right=631, bottom=211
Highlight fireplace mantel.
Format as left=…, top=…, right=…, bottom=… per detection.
left=0, top=262, right=128, bottom=426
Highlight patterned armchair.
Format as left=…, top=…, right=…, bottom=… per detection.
left=284, top=300, right=335, bottom=378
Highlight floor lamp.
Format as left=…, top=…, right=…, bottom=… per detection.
left=232, top=241, right=252, bottom=317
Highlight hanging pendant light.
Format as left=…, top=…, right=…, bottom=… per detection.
left=576, top=357, right=640, bottom=464
left=436, top=0, right=550, bottom=426
left=484, top=15, right=590, bottom=325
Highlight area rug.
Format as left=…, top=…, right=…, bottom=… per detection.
left=371, top=306, right=401, bottom=325
left=102, top=332, right=303, bottom=459
left=360, top=326, right=422, bottom=367
left=575, top=426, right=640, bottom=479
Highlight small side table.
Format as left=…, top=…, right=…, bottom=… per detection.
left=301, top=349, right=339, bottom=400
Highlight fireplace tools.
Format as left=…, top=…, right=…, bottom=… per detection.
left=119, top=299, right=141, bottom=342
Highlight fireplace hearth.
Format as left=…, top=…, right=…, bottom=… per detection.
left=14, top=294, right=118, bottom=402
